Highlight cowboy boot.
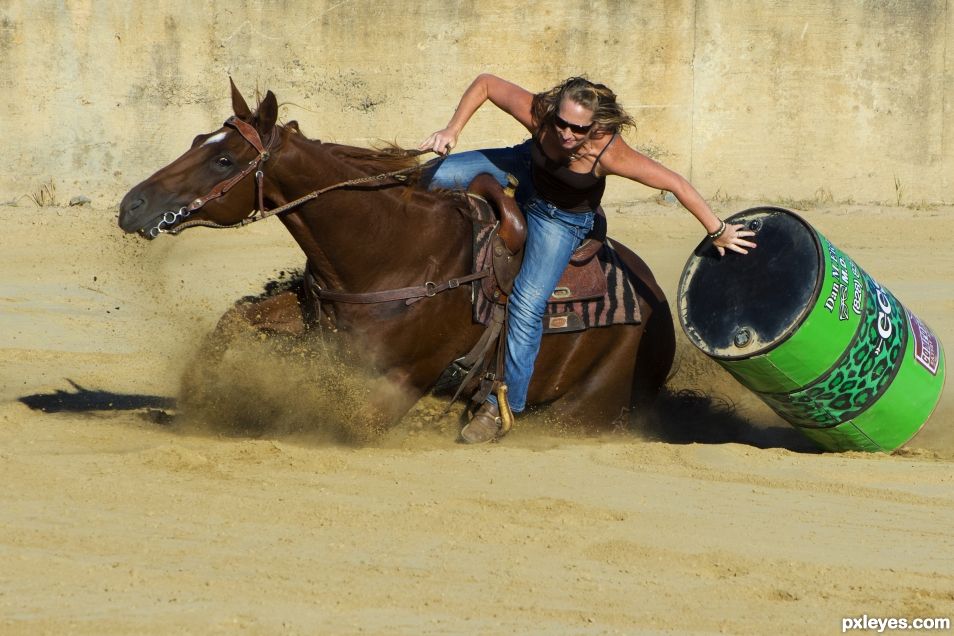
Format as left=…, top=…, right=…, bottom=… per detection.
left=459, top=402, right=501, bottom=444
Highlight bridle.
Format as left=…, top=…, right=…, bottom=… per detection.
left=146, top=116, right=275, bottom=238
left=149, top=116, right=432, bottom=238
left=147, top=116, right=492, bottom=307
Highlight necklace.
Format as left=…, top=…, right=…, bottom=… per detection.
left=568, top=145, right=587, bottom=162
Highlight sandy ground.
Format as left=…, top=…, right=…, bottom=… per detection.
left=1, top=199, right=952, bottom=635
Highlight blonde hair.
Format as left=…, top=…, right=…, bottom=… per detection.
left=531, top=76, right=636, bottom=136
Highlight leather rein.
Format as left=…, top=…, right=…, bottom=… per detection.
left=154, top=116, right=490, bottom=306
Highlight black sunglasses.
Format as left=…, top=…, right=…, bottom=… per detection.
left=553, top=114, right=594, bottom=135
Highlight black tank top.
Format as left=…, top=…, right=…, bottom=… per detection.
left=529, top=133, right=618, bottom=212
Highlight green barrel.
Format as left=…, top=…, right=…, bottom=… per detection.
left=677, top=207, right=945, bottom=452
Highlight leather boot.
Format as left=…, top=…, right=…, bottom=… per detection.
left=459, top=402, right=501, bottom=444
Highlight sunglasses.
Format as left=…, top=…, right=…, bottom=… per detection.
left=553, top=114, right=594, bottom=135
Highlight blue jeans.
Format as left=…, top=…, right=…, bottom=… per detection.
left=425, top=143, right=595, bottom=413
left=423, top=140, right=534, bottom=205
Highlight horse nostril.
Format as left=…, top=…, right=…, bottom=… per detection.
left=120, top=190, right=145, bottom=215
left=118, top=190, right=151, bottom=232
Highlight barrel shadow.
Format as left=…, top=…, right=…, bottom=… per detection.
left=638, top=388, right=821, bottom=453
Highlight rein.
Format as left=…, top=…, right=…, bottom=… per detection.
left=156, top=116, right=489, bottom=306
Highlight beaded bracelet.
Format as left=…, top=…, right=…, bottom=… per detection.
left=707, top=219, right=726, bottom=239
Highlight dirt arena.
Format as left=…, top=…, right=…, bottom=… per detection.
left=1, top=198, right=952, bottom=634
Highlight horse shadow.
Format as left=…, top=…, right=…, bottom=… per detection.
left=18, top=379, right=176, bottom=424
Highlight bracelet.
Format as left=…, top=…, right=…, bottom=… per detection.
left=707, top=219, right=726, bottom=239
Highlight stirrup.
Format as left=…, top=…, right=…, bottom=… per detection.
left=458, top=384, right=515, bottom=444
left=496, top=383, right=514, bottom=435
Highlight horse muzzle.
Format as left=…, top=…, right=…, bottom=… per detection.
left=118, top=188, right=188, bottom=239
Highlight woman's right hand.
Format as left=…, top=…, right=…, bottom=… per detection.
left=419, top=127, right=458, bottom=155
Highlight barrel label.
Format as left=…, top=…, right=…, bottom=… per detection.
left=823, top=241, right=863, bottom=321
left=908, top=311, right=940, bottom=375
left=762, top=271, right=907, bottom=428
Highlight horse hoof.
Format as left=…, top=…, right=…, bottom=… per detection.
left=459, top=402, right=502, bottom=444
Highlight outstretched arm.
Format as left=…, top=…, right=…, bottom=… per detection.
left=600, top=141, right=756, bottom=256
left=419, top=74, right=535, bottom=155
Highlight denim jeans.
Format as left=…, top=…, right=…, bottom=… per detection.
left=425, top=143, right=595, bottom=413
left=423, top=140, right=534, bottom=205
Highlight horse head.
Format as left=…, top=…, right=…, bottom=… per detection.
left=119, top=80, right=279, bottom=239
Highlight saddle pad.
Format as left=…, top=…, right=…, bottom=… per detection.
left=471, top=221, right=642, bottom=331
left=478, top=230, right=606, bottom=305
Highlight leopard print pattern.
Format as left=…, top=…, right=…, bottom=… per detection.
left=760, top=272, right=907, bottom=429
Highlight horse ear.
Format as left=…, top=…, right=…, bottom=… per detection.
left=230, top=77, right=252, bottom=121
left=256, top=90, right=278, bottom=136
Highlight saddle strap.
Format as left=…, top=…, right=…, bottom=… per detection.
left=443, top=303, right=507, bottom=412
left=313, top=269, right=490, bottom=304
left=474, top=304, right=509, bottom=406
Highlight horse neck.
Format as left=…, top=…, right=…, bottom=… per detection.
left=268, top=132, right=467, bottom=291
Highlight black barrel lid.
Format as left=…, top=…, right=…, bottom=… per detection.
left=677, top=207, right=823, bottom=360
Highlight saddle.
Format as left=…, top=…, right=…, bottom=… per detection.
left=466, top=173, right=608, bottom=318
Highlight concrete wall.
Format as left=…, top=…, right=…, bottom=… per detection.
left=1, top=0, right=951, bottom=207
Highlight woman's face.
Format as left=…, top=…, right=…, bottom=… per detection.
left=553, top=97, right=595, bottom=151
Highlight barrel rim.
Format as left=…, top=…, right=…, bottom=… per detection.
left=677, top=206, right=825, bottom=361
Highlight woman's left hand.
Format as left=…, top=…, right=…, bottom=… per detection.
left=713, top=223, right=757, bottom=256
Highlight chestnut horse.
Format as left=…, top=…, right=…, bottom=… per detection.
left=119, top=81, right=675, bottom=436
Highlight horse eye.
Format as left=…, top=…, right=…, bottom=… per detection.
left=215, top=156, right=232, bottom=168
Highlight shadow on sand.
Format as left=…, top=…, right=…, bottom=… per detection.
left=18, top=379, right=176, bottom=422
left=637, top=388, right=820, bottom=453
left=17, top=381, right=818, bottom=452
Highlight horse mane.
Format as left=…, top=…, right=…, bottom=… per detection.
left=332, top=142, right=479, bottom=215
left=312, top=140, right=436, bottom=191
left=266, top=108, right=439, bottom=191
left=262, top=102, right=430, bottom=182
left=332, top=142, right=428, bottom=173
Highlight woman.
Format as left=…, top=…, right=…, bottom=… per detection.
left=420, top=74, right=756, bottom=444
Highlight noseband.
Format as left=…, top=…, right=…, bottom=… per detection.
left=147, top=116, right=274, bottom=238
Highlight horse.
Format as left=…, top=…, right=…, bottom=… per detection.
left=118, top=80, right=675, bottom=439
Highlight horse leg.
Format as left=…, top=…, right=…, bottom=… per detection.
left=197, top=285, right=310, bottom=361
left=534, top=325, right=644, bottom=428
left=219, top=287, right=309, bottom=336
left=173, top=286, right=314, bottom=428
left=336, top=293, right=485, bottom=440
left=344, top=363, right=456, bottom=443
